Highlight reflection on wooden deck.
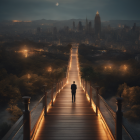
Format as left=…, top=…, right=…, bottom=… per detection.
left=36, top=48, right=108, bottom=140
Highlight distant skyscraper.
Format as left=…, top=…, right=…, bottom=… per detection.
left=86, top=17, right=88, bottom=31
left=89, top=21, right=92, bottom=32
left=133, top=23, right=136, bottom=31
left=73, top=21, right=75, bottom=30
left=78, top=21, right=83, bottom=31
left=94, top=11, right=101, bottom=38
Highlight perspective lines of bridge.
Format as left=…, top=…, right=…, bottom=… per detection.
left=36, top=48, right=108, bottom=140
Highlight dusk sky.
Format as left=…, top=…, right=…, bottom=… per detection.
left=1, top=0, right=140, bottom=21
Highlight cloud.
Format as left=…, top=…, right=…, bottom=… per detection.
left=0, top=0, right=140, bottom=20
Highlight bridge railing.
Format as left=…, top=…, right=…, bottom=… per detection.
left=81, top=79, right=134, bottom=140
left=2, top=49, right=71, bottom=140
left=2, top=78, right=67, bottom=140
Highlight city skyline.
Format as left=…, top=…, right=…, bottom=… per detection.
left=1, top=0, right=140, bottom=21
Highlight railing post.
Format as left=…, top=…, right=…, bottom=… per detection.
left=90, top=82, right=92, bottom=106
left=44, top=92, right=47, bottom=115
left=96, top=87, right=99, bottom=116
left=58, top=82, right=59, bottom=93
left=85, top=80, right=87, bottom=95
left=56, top=83, right=57, bottom=93
left=115, top=98, right=123, bottom=140
left=22, top=96, right=31, bottom=140
left=43, top=85, right=47, bottom=116
left=84, top=80, right=85, bottom=90
left=51, top=86, right=53, bottom=106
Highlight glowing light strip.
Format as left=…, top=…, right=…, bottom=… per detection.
left=32, top=108, right=45, bottom=140
left=32, top=49, right=71, bottom=140
left=98, top=110, right=115, bottom=140
left=81, top=82, right=115, bottom=140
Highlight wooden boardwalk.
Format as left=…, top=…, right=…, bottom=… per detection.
left=36, top=48, right=108, bottom=140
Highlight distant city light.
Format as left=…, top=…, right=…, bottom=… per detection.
left=27, top=74, right=31, bottom=79
left=12, top=20, right=31, bottom=22
left=12, top=20, right=22, bottom=22
left=124, top=65, right=127, bottom=70
left=48, top=67, right=52, bottom=72
left=24, top=50, right=28, bottom=58
left=56, top=2, right=59, bottom=6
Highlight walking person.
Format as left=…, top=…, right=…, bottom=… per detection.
left=71, top=81, right=77, bottom=102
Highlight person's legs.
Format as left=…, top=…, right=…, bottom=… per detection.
left=72, top=93, right=73, bottom=102
left=74, top=93, right=75, bottom=102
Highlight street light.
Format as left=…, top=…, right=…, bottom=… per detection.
left=27, top=74, right=31, bottom=83
left=48, top=67, right=52, bottom=72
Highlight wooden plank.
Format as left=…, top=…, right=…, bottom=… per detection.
left=35, top=48, right=108, bottom=140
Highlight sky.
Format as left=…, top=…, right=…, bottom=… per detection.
left=0, top=0, right=140, bottom=21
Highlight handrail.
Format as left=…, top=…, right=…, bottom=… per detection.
left=98, top=94, right=116, bottom=119
left=122, top=125, right=134, bottom=140
left=30, top=95, right=45, bottom=113
left=81, top=79, right=135, bottom=140
left=2, top=115, right=23, bottom=140
left=11, top=120, right=26, bottom=140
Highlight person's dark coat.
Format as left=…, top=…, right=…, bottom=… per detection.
left=71, top=84, right=77, bottom=94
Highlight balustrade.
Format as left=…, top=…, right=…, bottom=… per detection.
left=2, top=48, right=71, bottom=140
left=81, top=78, right=134, bottom=140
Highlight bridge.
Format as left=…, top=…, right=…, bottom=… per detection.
left=2, top=47, right=137, bottom=140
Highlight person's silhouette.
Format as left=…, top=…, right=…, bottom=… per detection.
left=71, top=81, right=77, bottom=102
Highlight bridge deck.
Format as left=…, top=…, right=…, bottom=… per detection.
left=36, top=48, right=108, bottom=140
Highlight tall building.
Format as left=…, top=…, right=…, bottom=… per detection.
left=86, top=17, right=88, bottom=31
left=78, top=21, right=83, bottom=31
left=133, top=23, right=136, bottom=31
left=73, top=21, right=75, bottom=30
left=89, top=21, right=92, bottom=32
left=94, top=11, right=101, bottom=38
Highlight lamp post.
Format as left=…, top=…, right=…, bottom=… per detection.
left=22, top=96, right=31, bottom=140
left=95, top=86, right=100, bottom=116
left=115, top=97, right=123, bottom=140
left=43, top=85, right=47, bottom=116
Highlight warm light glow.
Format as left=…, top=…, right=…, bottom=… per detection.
left=124, top=65, right=127, bottom=70
left=23, top=50, right=28, bottom=58
left=48, top=67, right=52, bottom=72
left=12, top=20, right=22, bottom=22
left=56, top=2, right=59, bottom=6
left=27, top=74, right=31, bottom=79
left=34, top=110, right=44, bottom=140
left=12, top=20, right=31, bottom=23
left=96, top=11, right=99, bottom=14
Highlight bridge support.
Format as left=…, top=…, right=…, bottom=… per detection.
left=115, top=98, right=123, bottom=140
left=23, top=96, right=31, bottom=140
